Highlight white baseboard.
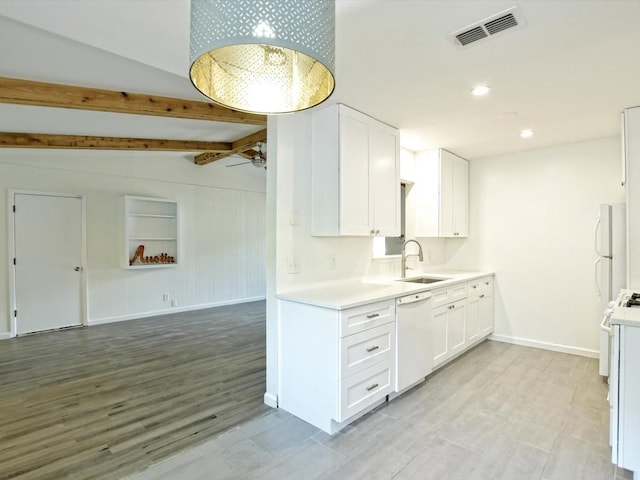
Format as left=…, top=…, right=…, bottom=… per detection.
left=489, top=333, right=599, bottom=358
left=87, top=296, right=266, bottom=326
left=0, top=332, right=12, bottom=340
left=263, top=392, right=278, bottom=408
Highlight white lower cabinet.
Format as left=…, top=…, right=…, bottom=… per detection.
left=431, top=275, right=494, bottom=370
left=278, top=275, right=494, bottom=434
left=338, top=359, right=394, bottom=422
left=467, top=276, right=494, bottom=342
left=278, top=299, right=395, bottom=434
left=432, top=299, right=466, bottom=368
left=339, top=323, right=394, bottom=379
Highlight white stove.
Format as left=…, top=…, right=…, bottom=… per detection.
left=610, top=289, right=640, bottom=324
left=601, top=289, right=640, bottom=377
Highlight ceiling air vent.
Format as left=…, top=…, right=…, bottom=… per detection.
left=450, top=6, right=526, bottom=48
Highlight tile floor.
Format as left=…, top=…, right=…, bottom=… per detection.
left=124, top=341, right=634, bottom=480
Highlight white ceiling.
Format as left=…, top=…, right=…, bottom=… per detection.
left=1, top=0, right=639, bottom=161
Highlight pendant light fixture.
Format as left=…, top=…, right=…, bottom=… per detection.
left=189, top=0, right=336, bottom=115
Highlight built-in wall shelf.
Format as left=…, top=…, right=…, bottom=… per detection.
left=124, top=195, right=179, bottom=269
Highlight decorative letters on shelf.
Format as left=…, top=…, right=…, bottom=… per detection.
left=129, top=245, right=175, bottom=266
left=124, top=195, right=178, bottom=268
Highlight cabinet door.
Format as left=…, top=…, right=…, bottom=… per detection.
left=478, top=292, right=493, bottom=336
left=370, top=125, right=400, bottom=236
left=478, top=277, right=493, bottom=336
left=466, top=294, right=480, bottom=342
left=431, top=305, right=449, bottom=367
left=452, top=156, right=469, bottom=237
left=439, top=152, right=455, bottom=237
left=448, top=300, right=467, bottom=356
left=339, top=111, right=371, bottom=235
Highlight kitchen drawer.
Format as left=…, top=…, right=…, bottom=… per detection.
left=431, top=282, right=468, bottom=308
left=468, top=276, right=493, bottom=294
left=336, top=358, right=393, bottom=422
left=339, top=300, right=395, bottom=337
left=480, top=276, right=493, bottom=293
left=339, top=323, right=395, bottom=380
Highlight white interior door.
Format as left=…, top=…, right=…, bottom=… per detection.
left=14, top=193, right=83, bottom=334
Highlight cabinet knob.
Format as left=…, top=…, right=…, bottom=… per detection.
left=375, top=229, right=380, bottom=235
left=480, top=294, right=485, bottom=298
left=370, top=229, right=375, bottom=235
left=74, top=266, right=83, bottom=272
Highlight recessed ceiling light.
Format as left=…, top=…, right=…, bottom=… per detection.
left=471, top=85, right=491, bottom=96
left=520, top=129, right=534, bottom=138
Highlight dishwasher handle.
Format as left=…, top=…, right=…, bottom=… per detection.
left=397, top=292, right=432, bottom=305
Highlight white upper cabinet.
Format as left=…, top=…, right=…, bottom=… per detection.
left=415, top=148, right=468, bottom=238
left=625, top=106, right=640, bottom=289
left=311, top=104, right=400, bottom=236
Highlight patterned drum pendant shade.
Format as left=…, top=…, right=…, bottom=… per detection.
left=189, top=0, right=336, bottom=114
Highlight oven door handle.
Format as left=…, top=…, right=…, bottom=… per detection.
left=600, top=315, right=611, bottom=334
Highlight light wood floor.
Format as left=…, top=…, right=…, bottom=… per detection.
left=0, top=301, right=270, bottom=480
left=127, top=340, right=633, bottom=480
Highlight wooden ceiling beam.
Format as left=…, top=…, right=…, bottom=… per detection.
left=0, top=77, right=267, bottom=126
left=236, top=149, right=259, bottom=160
left=0, top=132, right=231, bottom=152
left=195, top=128, right=267, bottom=166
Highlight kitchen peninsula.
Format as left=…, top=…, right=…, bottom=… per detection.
left=277, top=270, right=494, bottom=434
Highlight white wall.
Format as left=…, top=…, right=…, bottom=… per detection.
left=0, top=150, right=266, bottom=336
left=446, top=137, right=624, bottom=355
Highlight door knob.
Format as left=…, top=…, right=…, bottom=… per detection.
left=74, top=267, right=82, bottom=272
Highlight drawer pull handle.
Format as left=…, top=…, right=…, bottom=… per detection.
left=366, top=345, right=379, bottom=353
left=366, top=383, right=379, bottom=391
left=366, top=313, right=380, bottom=319
left=480, top=294, right=485, bottom=298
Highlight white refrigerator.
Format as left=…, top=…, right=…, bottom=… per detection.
left=595, top=203, right=626, bottom=376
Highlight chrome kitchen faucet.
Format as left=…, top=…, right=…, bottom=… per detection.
left=401, top=239, right=424, bottom=278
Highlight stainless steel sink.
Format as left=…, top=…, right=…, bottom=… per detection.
left=397, top=276, right=448, bottom=284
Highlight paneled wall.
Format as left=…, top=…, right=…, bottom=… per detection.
left=0, top=150, right=266, bottom=336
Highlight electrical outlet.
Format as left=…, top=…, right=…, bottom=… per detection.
left=286, top=257, right=299, bottom=274
left=171, top=299, right=178, bottom=307
left=163, top=293, right=169, bottom=302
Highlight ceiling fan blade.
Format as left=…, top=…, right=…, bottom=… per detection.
left=226, top=161, right=251, bottom=167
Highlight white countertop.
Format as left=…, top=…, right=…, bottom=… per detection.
left=277, top=269, right=493, bottom=310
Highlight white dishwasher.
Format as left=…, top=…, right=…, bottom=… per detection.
left=395, top=291, right=433, bottom=392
